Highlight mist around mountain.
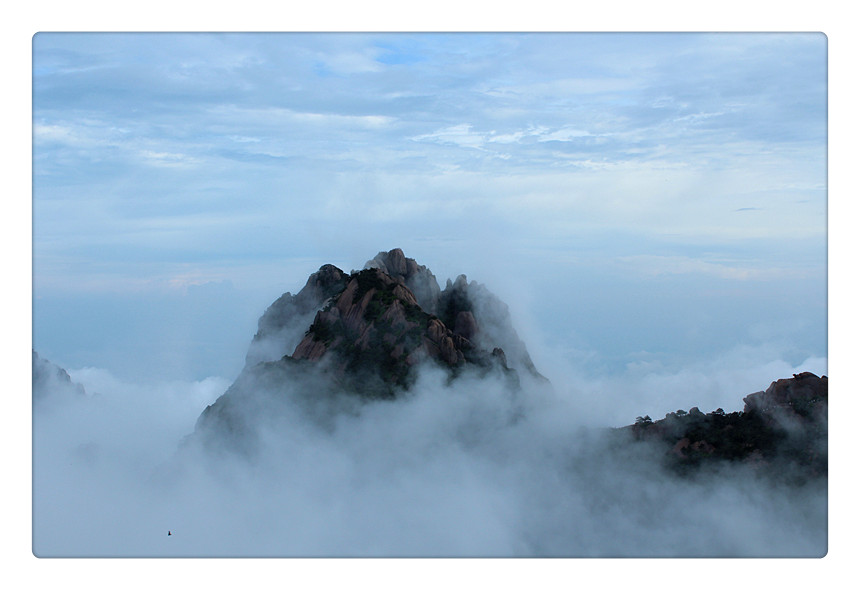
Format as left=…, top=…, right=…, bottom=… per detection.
left=194, top=249, right=549, bottom=454
left=32, top=250, right=827, bottom=558
left=32, top=350, right=86, bottom=403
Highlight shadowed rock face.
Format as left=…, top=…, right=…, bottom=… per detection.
left=194, top=249, right=545, bottom=444
left=438, top=272, right=545, bottom=382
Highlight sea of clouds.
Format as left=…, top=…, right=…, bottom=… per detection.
left=32, top=344, right=827, bottom=558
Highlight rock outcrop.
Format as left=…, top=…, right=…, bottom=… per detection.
left=742, top=372, right=827, bottom=422
left=625, top=372, right=828, bottom=482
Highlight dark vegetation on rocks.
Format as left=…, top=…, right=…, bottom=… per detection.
left=621, top=372, right=827, bottom=483
left=261, top=249, right=540, bottom=396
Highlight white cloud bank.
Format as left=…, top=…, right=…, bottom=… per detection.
left=33, top=353, right=826, bottom=558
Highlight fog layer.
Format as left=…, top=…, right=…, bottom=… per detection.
left=33, top=358, right=826, bottom=557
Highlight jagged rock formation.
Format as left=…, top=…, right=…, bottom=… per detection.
left=194, top=249, right=546, bottom=448
left=290, top=265, right=529, bottom=393
left=32, top=350, right=86, bottom=401
left=364, top=248, right=441, bottom=314
left=624, top=372, right=827, bottom=482
left=437, top=273, right=545, bottom=381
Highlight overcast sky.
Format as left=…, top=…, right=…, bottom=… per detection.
left=32, top=32, right=827, bottom=391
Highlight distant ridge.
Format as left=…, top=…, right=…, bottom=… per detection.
left=624, top=372, right=827, bottom=482
left=32, top=350, right=86, bottom=401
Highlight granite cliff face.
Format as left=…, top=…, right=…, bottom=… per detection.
left=364, top=248, right=441, bottom=314
left=245, top=264, right=349, bottom=367
left=194, top=249, right=546, bottom=448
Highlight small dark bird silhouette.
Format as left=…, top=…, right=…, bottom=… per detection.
left=168, top=531, right=172, bottom=536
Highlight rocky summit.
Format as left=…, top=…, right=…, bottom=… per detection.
left=194, top=249, right=546, bottom=447
left=248, top=248, right=543, bottom=393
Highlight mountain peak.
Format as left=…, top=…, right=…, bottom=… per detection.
left=366, top=247, right=409, bottom=276
left=364, top=248, right=441, bottom=314
left=290, top=258, right=524, bottom=397
left=195, top=250, right=546, bottom=447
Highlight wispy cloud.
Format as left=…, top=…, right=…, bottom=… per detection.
left=413, top=123, right=597, bottom=150
left=411, top=124, right=487, bottom=149
left=139, top=150, right=201, bottom=168
left=315, top=49, right=385, bottom=75
left=613, top=254, right=810, bottom=281
left=536, top=127, right=594, bottom=142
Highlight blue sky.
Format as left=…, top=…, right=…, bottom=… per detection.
left=32, top=32, right=827, bottom=386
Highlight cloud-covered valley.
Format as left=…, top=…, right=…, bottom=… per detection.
left=33, top=343, right=826, bottom=557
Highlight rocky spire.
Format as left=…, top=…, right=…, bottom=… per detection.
left=364, top=248, right=442, bottom=315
